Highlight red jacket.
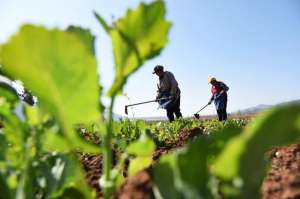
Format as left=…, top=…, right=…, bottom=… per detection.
left=211, top=81, right=229, bottom=95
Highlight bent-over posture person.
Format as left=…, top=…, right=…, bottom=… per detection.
left=153, top=65, right=182, bottom=122
left=208, top=77, right=229, bottom=121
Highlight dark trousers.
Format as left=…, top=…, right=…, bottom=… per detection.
left=217, top=109, right=227, bottom=121
left=166, top=96, right=182, bottom=122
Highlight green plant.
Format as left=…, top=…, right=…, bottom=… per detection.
left=0, top=0, right=299, bottom=198
left=212, top=105, right=300, bottom=198
left=0, top=1, right=171, bottom=198
left=126, top=133, right=155, bottom=176
left=94, top=2, right=171, bottom=197
left=152, top=105, right=300, bottom=199
left=0, top=97, right=95, bottom=199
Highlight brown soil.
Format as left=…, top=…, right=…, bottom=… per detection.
left=81, top=129, right=300, bottom=199
left=80, top=127, right=203, bottom=198
left=81, top=154, right=103, bottom=198
left=114, top=126, right=201, bottom=199
left=80, top=150, right=118, bottom=199
left=115, top=127, right=203, bottom=198
left=261, top=143, right=300, bottom=199
left=153, top=127, right=203, bottom=161
left=115, top=169, right=154, bottom=199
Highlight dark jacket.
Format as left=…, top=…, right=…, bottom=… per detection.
left=157, top=71, right=180, bottom=99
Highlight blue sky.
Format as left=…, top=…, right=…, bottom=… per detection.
left=0, top=0, right=300, bottom=117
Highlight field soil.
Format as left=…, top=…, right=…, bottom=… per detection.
left=80, top=127, right=203, bottom=198
left=261, top=143, right=300, bottom=199
left=116, top=169, right=154, bottom=199
left=80, top=129, right=300, bottom=199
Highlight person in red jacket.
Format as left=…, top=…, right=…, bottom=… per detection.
left=208, top=77, right=229, bottom=121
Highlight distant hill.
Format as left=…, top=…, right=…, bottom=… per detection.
left=234, top=99, right=300, bottom=114
left=234, top=104, right=271, bottom=114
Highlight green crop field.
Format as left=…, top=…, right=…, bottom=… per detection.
left=0, top=1, right=300, bottom=199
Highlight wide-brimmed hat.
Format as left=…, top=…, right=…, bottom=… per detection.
left=208, top=77, right=217, bottom=83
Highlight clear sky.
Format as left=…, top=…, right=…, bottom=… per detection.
left=1, top=0, right=300, bottom=118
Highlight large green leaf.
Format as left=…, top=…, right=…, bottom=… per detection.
left=43, top=154, right=95, bottom=199
left=17, top=154, right=95, bottom=199
left=212, top=105, right=300, bottom=199
left=127, top=134, right=155, bottom=157
left=66, top=26, right=96, bottom=55
left=0, top=173, right=12, bottom=199
left=207, top=122, right=243, bottom=163
left=127, top=134, right=155, bottom=176
left=153, top=156, right=182, bottom=199
left=0, top=87, right=18, bottom=105
left=153, top=123, right=244, bottom=199
left=0, top=100, right=93, bottom=198
left=0, top=25, right=101, bottom=151
left=0, top=75, right=18, bottom=105
left=0, top=103, right=13, bottom=199
left=0, top=99, right=28, bottom=168
left=128, top=157, right=152, bottom=177
left=154, top=138, right=211, bottom=199
left=95, top=1, right=171, bottom=96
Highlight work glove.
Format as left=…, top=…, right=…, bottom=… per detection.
left=156, top=94, right=162, bottom=101
left=208, top=100, right=212, bottom=105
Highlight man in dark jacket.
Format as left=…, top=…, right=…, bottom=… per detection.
left=208, top=77, right=229, bottom=121
left=153, top=65, right=182, bottom=122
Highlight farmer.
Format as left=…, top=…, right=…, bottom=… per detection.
left=153, top=65, right=182, bottom=122
left=208, top=77, right=229, bottom=121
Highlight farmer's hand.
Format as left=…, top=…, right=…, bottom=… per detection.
left=156, top=94, right=162, bottom=101
left=208, top=99, right=213, bottom=105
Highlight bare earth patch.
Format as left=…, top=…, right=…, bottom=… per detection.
left=262, top=143, right=300, bottom=199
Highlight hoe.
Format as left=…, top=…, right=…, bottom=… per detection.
left=194, top=103, right=210, bottom=119
left=125, top=97, right=172, bottom=115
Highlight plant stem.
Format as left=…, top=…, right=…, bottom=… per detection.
left=103, top=96, right=115, bottom=199
left=16, top=128, right=36, bottom=199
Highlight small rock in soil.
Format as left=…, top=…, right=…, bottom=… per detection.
left=261, top=143, right=300, bottom=199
